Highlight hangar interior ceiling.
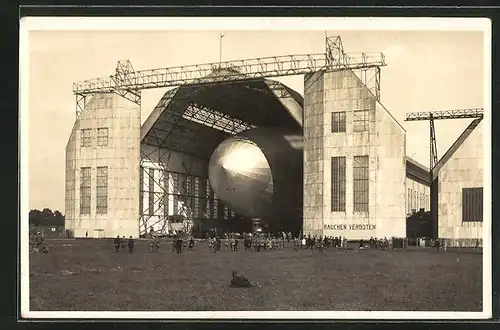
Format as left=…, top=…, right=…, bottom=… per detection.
left=141, top=79, right=303, bottom=160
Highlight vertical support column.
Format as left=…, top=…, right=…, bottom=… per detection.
left=303, top=71, right=325, bottom=237
left=429, top=113, right=438, bottom=239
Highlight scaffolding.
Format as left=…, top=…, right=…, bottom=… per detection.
left=404, top=108, right=484, bottom=171
left=73, top=35, right=386, bottom=117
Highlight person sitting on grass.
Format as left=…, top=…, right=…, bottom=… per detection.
left=230, top=271, right=255, bottom=288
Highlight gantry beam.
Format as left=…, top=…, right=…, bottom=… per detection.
left=73, top=53, right=385, bottom=95
left=73, top=35, right=387, bottom=118
left=404, top=108, right=484, bottom=170
left=405, top=108, right=484, bottom=121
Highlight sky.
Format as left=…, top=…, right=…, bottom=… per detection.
left=24, top=25, right=486, bottom=212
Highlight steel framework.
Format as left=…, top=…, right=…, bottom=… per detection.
left=73, top=35, right=386, bottom=117
left=405, top=108, right=484, bottom=122
left=404, top=108, right=484, bottom=171
left=404, top=108, right=484, bottom=239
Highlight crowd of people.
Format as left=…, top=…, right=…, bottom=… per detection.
left=107, top=231, right=397, bottom=255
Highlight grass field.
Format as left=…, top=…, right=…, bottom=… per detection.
left=29, top=238, right=483, bottom=311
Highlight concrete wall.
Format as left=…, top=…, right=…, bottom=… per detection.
left=139, top=144, right=210, bottom=234
left=303, top=71, right=325, bottom=236
left=405, top=178, right=430, bottom=214
left=373, top=102, right=407, bottom=238
left=303, top=70, right=406, bottom=239
left=438, top=121, right=483, bottom=240
left=65, top=93, right=141, bottom=238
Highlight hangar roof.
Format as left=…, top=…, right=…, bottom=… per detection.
left=406, top=157, right=430, bottom=186
left=141, top=78, right=303, bottom=160
left=431, top=117, right=483, bottom=181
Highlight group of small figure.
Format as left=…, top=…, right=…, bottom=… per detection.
left=207, top=235, right=239, bottom=253
left=367, top=237, right=390, bottom=250
left=290, top=235, right=348, bottom=252
left=113, top=235, right=135, bottom=253
left=146, top=235, right=196, bottom=254
left=29, top=232, right=50, bottom=254
left=171, top=236, right=196, bottom=253
left=243, top=233, right=285, bottom=252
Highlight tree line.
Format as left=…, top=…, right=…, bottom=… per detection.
left=29, top=208, right=65, bottom=226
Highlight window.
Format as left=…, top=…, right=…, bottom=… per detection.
left=139, top=168, right=144, bottom=215
left=353, top=110, right=369, bottom=132
left=331, top=156, right=346, bottom=212
left=407, top=188, right=411, bottom=213
left=353, top=155, right=369, bottom=212
left=206, top=180, right=214, bottom=218
left=163, top=171, right=169, bottom=218
left=214, top=193, right=219, bottom=219
left=331, top=112, right=346, bottom=133
left=462, top=187, right=483, bottom=222
left=96, top=166, right=108, bottom=214
left=97, top=128, right=109, bottom=147
left=79, top=167, right=91, bottom=215
left=81, top=129, right=92, bottom=147
left=193, top=176, right=200, bottom=217
left=148, top=168, right=155, bottom=216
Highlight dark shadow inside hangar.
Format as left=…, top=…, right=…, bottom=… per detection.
left=140, top=78, right=304, bottom=234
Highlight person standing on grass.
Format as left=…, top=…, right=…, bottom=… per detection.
left=383, top=237, right=389, bottom=250
left=188, top=236, right=195, bottom=251
left=172, top=236, right=177, bottom=253
left=176, top=236, right=183, bottom=254
left=113, top=235, right=121, bottom=253
left=359, top=239, right=364, bottom=250
left=128, top=236, right=135, bottom=253
left=85, top=231, right=88, bottom=238
left=121, top=236, right=127, bottom=252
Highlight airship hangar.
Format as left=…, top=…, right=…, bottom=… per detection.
left=64, top=35, right=484, bottom=244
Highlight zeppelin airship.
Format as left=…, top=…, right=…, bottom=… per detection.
left=208, top=127, right=303, bottom=234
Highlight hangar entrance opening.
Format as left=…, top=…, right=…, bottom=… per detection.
left=139, top=79, right=304, bottom=237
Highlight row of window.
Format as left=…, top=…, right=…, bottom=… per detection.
left=462, top=187, right=483, bottom=222
left=331, top=110, right=369, bottom=133
left=407, top=188, right=429, bottom=213
left=80, top=166, right=108, bottom=215
left=331, top=155, right=369, bottom=212
left=139, top=168, right=234, bottom=220
left=81, top=128, right=109, bottom=148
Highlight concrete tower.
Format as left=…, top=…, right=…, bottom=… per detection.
left=65, top=93, right=141, bottom=238
left=303, top=69, right=406, bottom=239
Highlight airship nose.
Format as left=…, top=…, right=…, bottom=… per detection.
left=208, top=136, right=273, bottom=219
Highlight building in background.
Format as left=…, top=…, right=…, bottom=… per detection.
left=431, top=118, right=484, bottom=245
